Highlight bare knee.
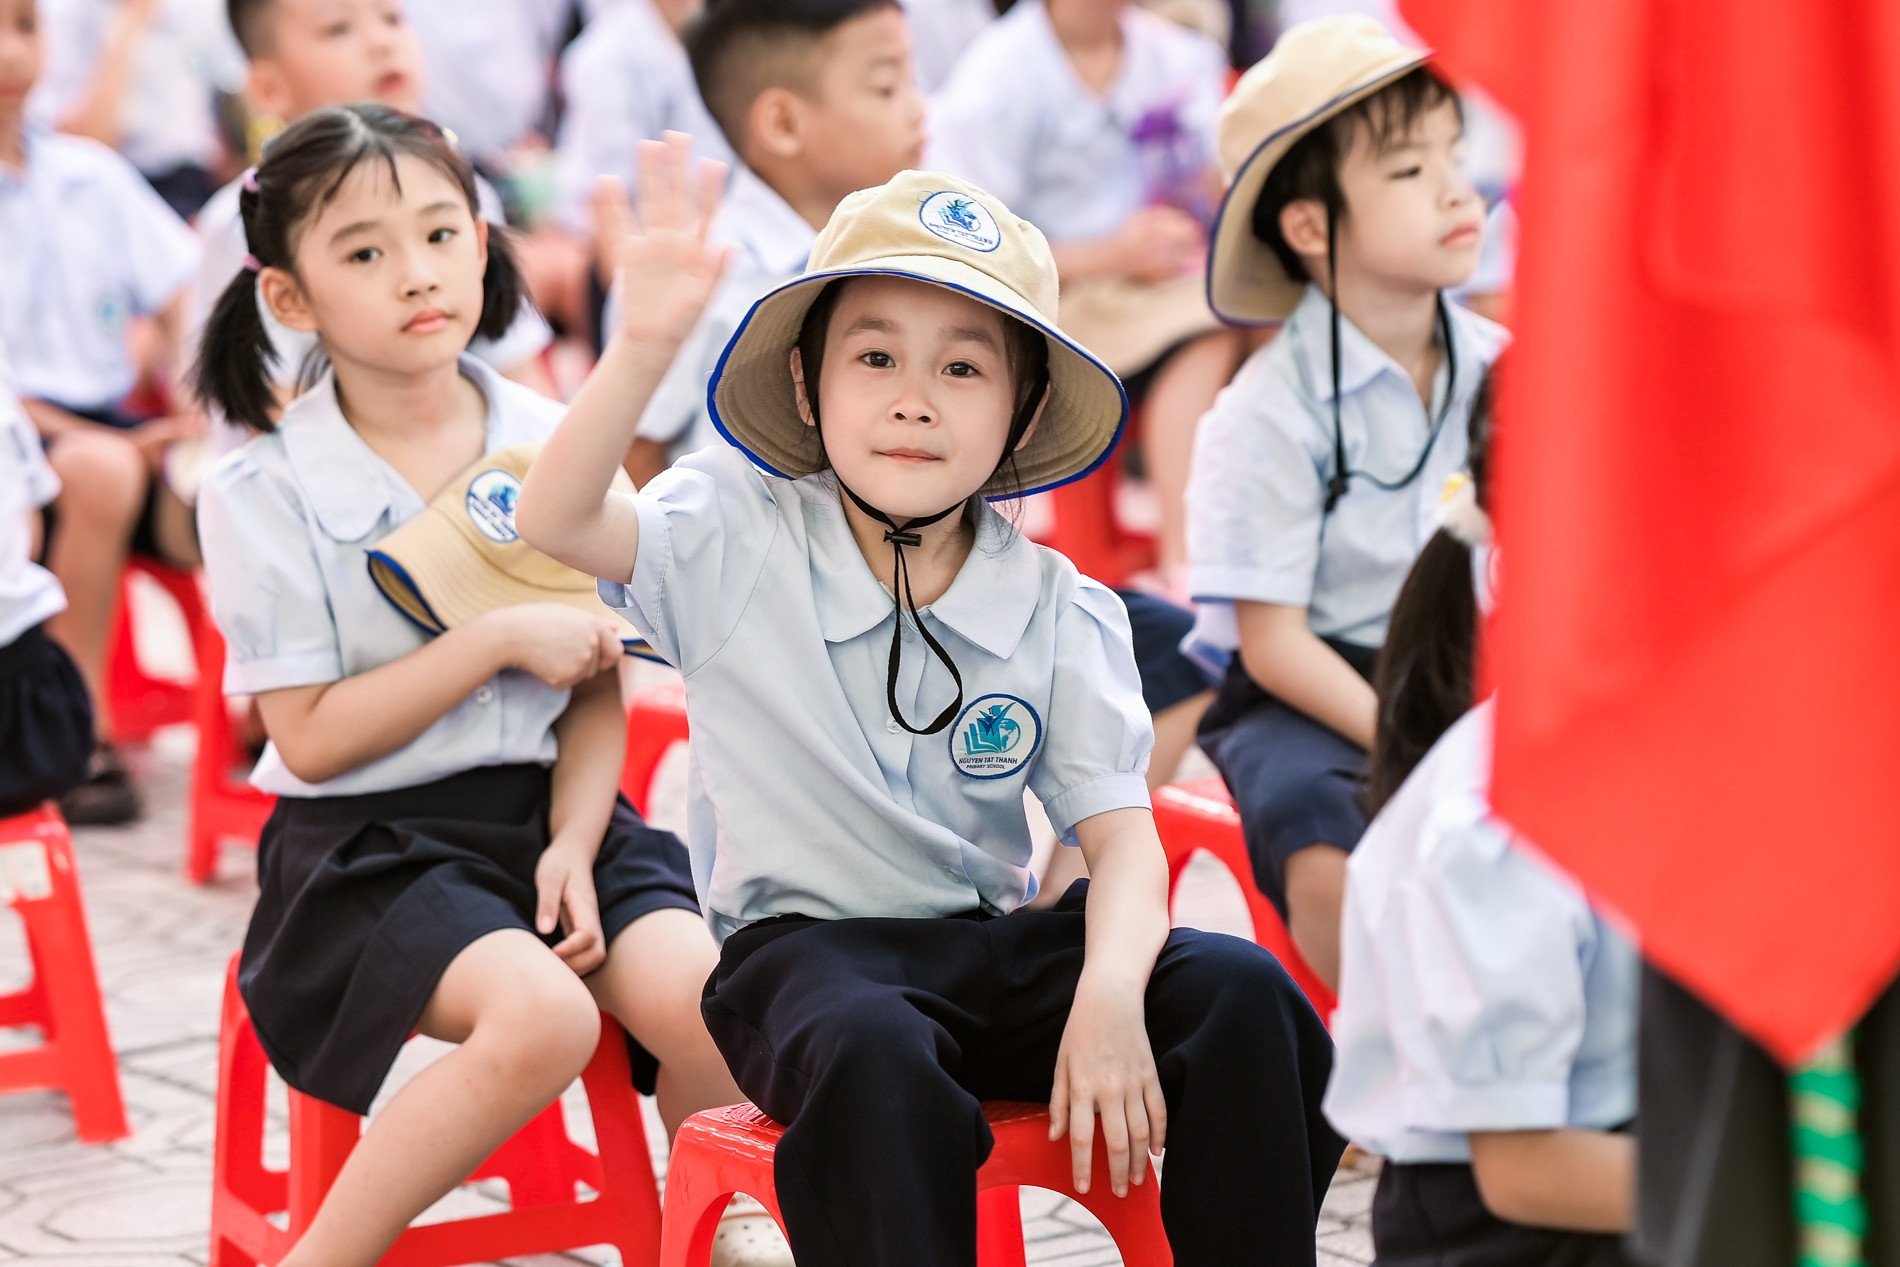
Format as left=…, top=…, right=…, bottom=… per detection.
left=48, top=432, right=147, bottom=525
left=469, top=967, right=601, bottom=1089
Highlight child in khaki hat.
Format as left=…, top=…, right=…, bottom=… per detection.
left=522, top=136, right=1342, bottom=1265
left=1185, top=14, right=1508, bottom=992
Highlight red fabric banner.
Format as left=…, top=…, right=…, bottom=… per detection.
left=1401, top=0, right=1900, bottom=1063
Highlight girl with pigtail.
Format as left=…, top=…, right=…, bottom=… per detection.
left=1325, top=370, right=1644, bottom=1265
left=192, top=104, right=779, bottom=1267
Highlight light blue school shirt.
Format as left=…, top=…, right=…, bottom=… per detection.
left=1186, top=284, right=1508, bottom=655
left=0, top=349, right=66, bottom=649
left=197, top=358, right=583, bottom=798
left=1323, top=703, right=1639, bottom=1164
left=597, top=444, right=1154, bottom=943
left=0, top=129, right=198, bottom=411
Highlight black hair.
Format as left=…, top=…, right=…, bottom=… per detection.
left=1364, top=361, right=1497, bottom=816
left=685, top=0, right=901, bottom=153
left=793, top=276, right=1049, bottom=505
left=193, top=104, right=526, bottom=433
left=1248, top=67, right=1460, bottom=286
left=226, top=0, right=273, bottom=58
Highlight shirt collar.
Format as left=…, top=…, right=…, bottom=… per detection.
left=803, top=478, right=1044, bottom=659
left=1289, top=282, right=1507, bottom=409
left=720, top=163, right=817, bottom=276
left=280, top=356, right=513, bottom=542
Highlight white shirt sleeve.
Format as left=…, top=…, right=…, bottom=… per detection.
left=1185, top=352, right=1326, bottom=608
left=1028, top=579, right=1154, bottom=842
left=595, top=445, right=779, bottom=673
left=1385, top=803, right=1593, bottom=1133
left=197, top=451, right=346, bottom=694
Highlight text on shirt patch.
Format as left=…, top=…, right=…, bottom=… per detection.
left=919, top=191, right=1003, bottom=253
left=950, top=693, right=1043, bottom=779
left=465, top=469, right=522, bottom=543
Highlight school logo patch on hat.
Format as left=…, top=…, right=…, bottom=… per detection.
left=950, top=694, right=1043, bottom=779
left=464, top=469, right=522, bottom=544
left=919, top=190, right=1002, bottom=253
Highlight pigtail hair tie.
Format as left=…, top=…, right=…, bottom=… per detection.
left=240, top=167, right=259, bottom=193
left=241, top=254, right=263, bottom=273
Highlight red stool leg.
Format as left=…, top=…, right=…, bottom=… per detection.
left=659, top=1107, right=787, bottom=1267
left=976, top=1185, right=1029, bottom=1267
left=980, top=1104, right=1172, bottom=1266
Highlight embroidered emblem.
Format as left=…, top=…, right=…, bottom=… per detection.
left=919, top=190, right=1003, bottom=253
left=950, top=693, right=1042, bottom=779
left=464, top=469, right=521, bottom=543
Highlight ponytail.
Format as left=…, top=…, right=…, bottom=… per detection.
left=474, top=221, right=528, bottom=344
left=1365, top=530, right=1477, bottom=815
left=191, top=268, right=283, bottom=433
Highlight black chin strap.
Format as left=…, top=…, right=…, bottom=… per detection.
left=835, top=479, right=966, bottom=736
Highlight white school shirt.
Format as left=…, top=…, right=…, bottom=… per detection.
left=0, top=350, right=67, bottom=649
left=192, top=172, right=555, bottom=456
left=901, top=0, right=996, bottom=93
left=33, top=0, right=246, bottom=178
left=928, top=0, right=1226, bottom=241
left=1323, top=703, right=1639, bottom=1164
left=597, top=444, right=1154, bottom=943
left=550, top=0, right=732, bottom=235
left=0, top=129, right=199, bottom=411
left=1186, top=284, right=1507, bottom=654
left=405, top=0, right=570, bottom=169
left=624, top=165, right=814, bottom=456
left=196, top=357, right=574, bottom=798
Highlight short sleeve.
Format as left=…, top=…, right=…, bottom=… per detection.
left=1, top=379, right=57, bottom=508
left=595, top=445, right=778, bottom=673
left=104, top=155, right=199, bottom=315
left=1387, top=806, right=1593, bottom=1132
left=197, top=451, right=345, bottom=694
left=1184, top=351, right=1326, bottom=608
left=1028, top=580, right=1154, bottom=842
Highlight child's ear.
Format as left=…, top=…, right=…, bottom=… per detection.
left=259, top=267, right=317, bottom=334
left=472, top=216, right=490, bottom=271
left=790, top=349, right=816, bottom=427
left=1278, top=198, right=1331, bottom=261
left=245, top=59, right=293, bottom=124
left=751, top=87, right=804, bottom=163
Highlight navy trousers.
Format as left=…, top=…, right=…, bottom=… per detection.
left=700, top=882, right=1343, bottom=1266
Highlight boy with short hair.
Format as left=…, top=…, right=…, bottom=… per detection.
left=191, top=0, right=553, bottom=416
left=612, top=0, right=925, bottom=482
left=1, top=0, right=201, bottom=825
left=1187, top=15, right=1507, bottom=990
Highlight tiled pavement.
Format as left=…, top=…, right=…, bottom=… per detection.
left=0, top=608, right=1377, bottom=1265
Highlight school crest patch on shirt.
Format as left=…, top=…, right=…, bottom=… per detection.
left=950, top=693, right=1042, bottom=778
left=919, top=191, right=1002, bottom=253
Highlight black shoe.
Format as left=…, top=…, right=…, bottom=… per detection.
left=59, top=744, right=143, bottom=827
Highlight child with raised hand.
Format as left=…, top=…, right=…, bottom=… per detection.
left=191, top=105, right=769, bottom=1267
left=191, top=0, right=555, bottom=427
left=520, top=134, right=1342, bottom=1266
left=1324, top=374, right=1640, bottom=1264
left=1187, top=14, right=1507, bottom=990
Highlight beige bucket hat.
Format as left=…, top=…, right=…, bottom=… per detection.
left=709, top=170, right=1129, bottom=499
left=367, top=443, right=653, bottom=655
left=1207, top=15, right=1432, bottom=325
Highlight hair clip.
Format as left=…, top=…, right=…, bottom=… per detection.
left=240, top=167, right=260, bottom=193
left=440, top=126, right=460, bottom=153
left=242, top=253, right=263, bottom=273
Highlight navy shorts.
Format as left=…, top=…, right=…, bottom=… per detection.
left=1115, top=588, right=1217, bottom=715
left=1374, top=1158, right=1638, bottom=1265
left=0, top=625, right=94, bottom=817
left=238, top=763, right=700, bottom=1113
left=1197, top=637, right=1378, bottom=916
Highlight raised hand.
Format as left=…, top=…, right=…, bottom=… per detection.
left=603, top=131, right=734, bottom=352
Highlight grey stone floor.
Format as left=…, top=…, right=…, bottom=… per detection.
left=0, top=598, right=1376, bottom=1265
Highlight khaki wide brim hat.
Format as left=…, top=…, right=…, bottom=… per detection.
left=1207, top=14, right=1431, bottom=325
left=367, top=442, right=653, bottom=654
left=709, top=170, right=1129, bottom=500
left=1060, top=272, right=1223, bottom=377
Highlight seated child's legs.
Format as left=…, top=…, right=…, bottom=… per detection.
left=1283, top=843, right=1349, bottom=989
left=41, top=428, right=148, bottom=711
left=281, top=928, right=600, bottom=1267
left=700, top=892, right=1342, bottom=1266
left=587, top=905, right=742, bottom=1136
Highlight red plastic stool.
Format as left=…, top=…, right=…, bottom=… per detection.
left=621, top=679, right=689, bottom=818
left=659, top=1100, right=1174, bottom=1266
left=186, top=623, right=276, bottom=883
left=106, top=557, right=206, bottom=744
left=1032, top=463, right=1158, bottom=589
left=0, top=804, right=129, bottom=1142
left=210, top=958, right=662, bottom=1267
left=1152, top=778, right=1335, bottom=1018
